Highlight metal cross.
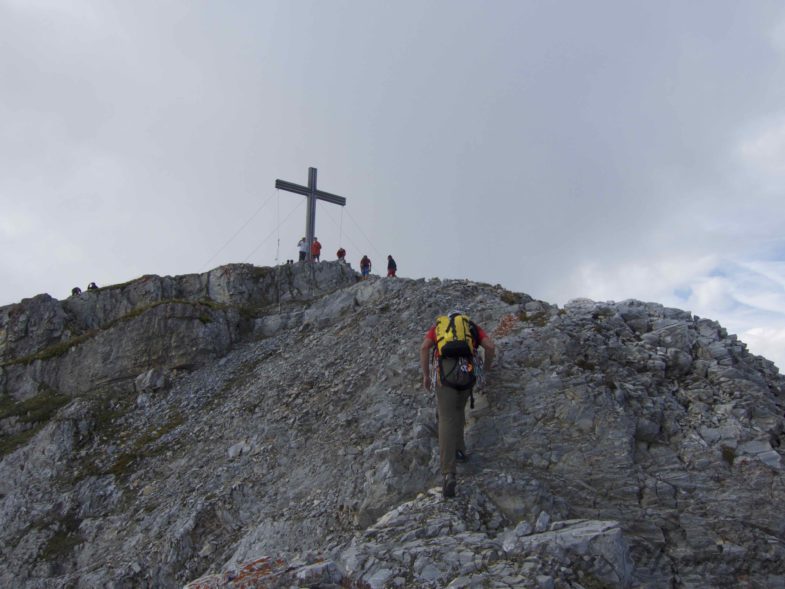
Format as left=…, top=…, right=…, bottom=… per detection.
left=275, top=167, right=347, bottom=262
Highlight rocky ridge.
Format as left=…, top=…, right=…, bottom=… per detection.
left=0, top=262, right=784, bottom=588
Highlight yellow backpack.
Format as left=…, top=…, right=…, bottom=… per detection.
left=434, top=314, right=475, bottom=358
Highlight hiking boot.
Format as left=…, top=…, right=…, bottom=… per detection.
left=455, top=449, right=468, bottom=463
left=442, top=474, right=456, bottom=498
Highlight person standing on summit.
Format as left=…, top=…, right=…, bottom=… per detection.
left=360, top=255, right=371, bottom=279
left=311, top=237, right=322, bottom=262
left=420, top=310, right=495, bottom=498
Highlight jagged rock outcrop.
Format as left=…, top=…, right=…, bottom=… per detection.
left=0, top=263, right=783, bottom=588
left=0, top=262, right=357, bottom=402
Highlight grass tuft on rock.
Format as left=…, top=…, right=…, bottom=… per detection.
left=721, top=445, right=736, bottom=466
left=0, top=389, right=70, bottom=457
left=499, top=290, right=522, bottom=305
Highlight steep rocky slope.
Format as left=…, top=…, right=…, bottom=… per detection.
left=1, top=262, right=783, bottom=588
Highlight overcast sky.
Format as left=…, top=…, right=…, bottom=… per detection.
left=2, top=1, right=785, bottom=369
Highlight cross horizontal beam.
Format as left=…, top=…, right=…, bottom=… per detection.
left=275, top=179, right=347, bottom=206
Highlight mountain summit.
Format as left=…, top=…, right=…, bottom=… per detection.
left=1, top=262, right=783, bottom=588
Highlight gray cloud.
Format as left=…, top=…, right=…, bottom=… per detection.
left=2, top=0, right=785, bottom=367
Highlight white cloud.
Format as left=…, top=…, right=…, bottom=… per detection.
left=572, top=254, right=718, bottom=305
left=687, top=275, right=739, bottom=314
left=769, top=13, right=785, bottom=54
left=743, top=259, right=785, bottom=291
left=737, top=115, right=785, bottom=183
left=3, top=0, right=101, bottom=22
left=1, top=1, right=784, bottom=375
left=0, top=210, right=37, bottom=241
left=742, top=327, right=785, bottom=369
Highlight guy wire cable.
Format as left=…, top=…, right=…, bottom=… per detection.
left=243, top=198, right=305, bottom=263
left=339, top=206, right=344, bottom=247
left=275, top=189, right=280, bottom=264
left=344, top=207, right=385, bottom=259
left=202, top=189, right=278, bottom=271
left=321, top=206, right=367, bottom=261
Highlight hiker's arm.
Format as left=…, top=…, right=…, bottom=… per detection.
left=480, top=335, right=495, bottom=369
left=420, top=336, right=434, bottom=390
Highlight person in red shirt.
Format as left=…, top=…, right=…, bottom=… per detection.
left=420, top=310, right=495, bottom=498
left=360, top=255, right=371, bottom=279
left=310, top=237, right=322, bottom=262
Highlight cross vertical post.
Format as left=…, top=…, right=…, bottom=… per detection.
left=275, top=167, right=347, bottom=262
left=305, top=167, right=317, bottom=259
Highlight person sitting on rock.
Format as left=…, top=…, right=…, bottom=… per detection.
left=71, top=286, right=82, bottom=296
left=420, top=310, right=495, bottom=498
left=87, top=282, right=98, bottom=290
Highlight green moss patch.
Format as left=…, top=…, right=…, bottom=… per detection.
left=0, top=390, right=69, bottom=457
left=38, top=513, right=83, bottom=561
left=1, top=331, right=99, bottom=367
left=517, top=310, right=550, bottom=327
left=0, top=427, right=42, bottom=457
left=105, top=412, right=185, bottom=478
left=0, top=389, right=69, bottom=423
left=2, top=299, right=233, bottom=369
left=499, top=290, right=522, bottom=305
left=721, top=445, right=736, bottom=466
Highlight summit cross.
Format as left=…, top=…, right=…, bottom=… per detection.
left=275, top=167, right=347, bottom=262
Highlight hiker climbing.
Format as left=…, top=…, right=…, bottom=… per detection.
left=360, top=255, right=371, bottom=279
left=311, top=237, right=322, bottom=262
left=420, top=310, right=495, bottom=498
left=337, top=247, right=346, bottom=262
left=298, top=237, right=307, bottom=262
left=387, top=255, right=397, bottom=277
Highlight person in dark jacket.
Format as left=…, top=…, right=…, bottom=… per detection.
left=387, top=255, right=397, bottom=277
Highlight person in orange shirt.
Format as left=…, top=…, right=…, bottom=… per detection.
left=310, top=237, right=322, bottom=262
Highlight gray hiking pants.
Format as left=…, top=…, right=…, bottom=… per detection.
left=436, top=383, right=471, bottom=476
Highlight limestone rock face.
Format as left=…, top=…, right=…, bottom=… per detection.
left=0, top=262, right=357, bottom=401
left=0, top=264, right=783, bottom=589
